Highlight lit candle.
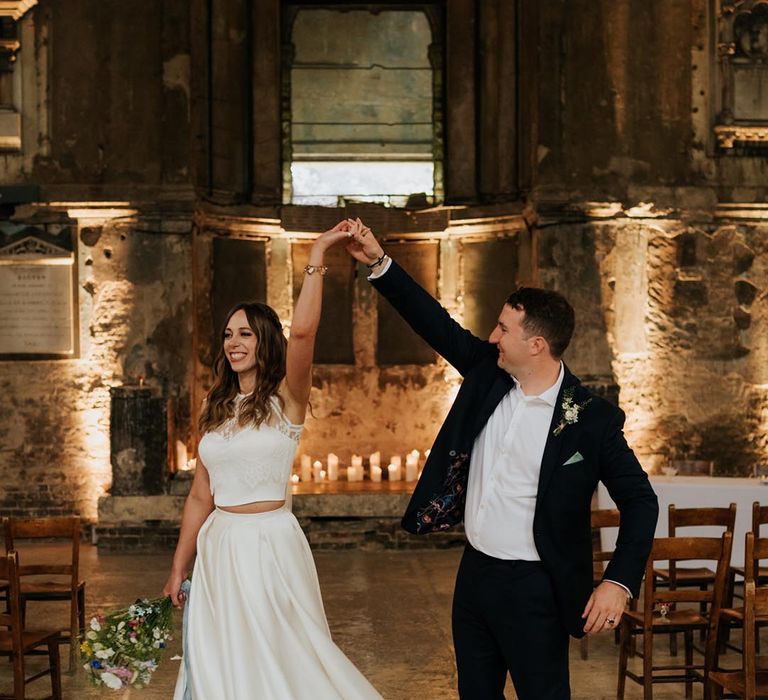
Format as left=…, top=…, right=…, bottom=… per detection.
left=350, top=454, right=364, bottom=482
left=175, top=440, right=188, bottom=471
left=327, top=453, right=339, bottom=481
left=390, top=455, right=402, bottom=469
left=313, top=460, right=323, bottom=483
left=301, top=454, right=312, bottom=482
left=388, top=462, right=401, bottom=481
left=405, top=453, right=418, bottom=482
left=290, top=473, right=300, bottom=484
left=369, top=451, right=381, bottom=468
left=184, top=457, right=197, bottom=473
left=370, top=465, right=382, bottom=482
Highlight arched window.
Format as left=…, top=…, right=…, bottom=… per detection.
left=284, top=6, right=441, bottom=206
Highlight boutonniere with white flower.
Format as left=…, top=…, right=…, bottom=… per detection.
left=553, top=388, right=592, bottom=436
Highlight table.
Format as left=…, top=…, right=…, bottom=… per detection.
left=597, top=476, right=768, bottom=568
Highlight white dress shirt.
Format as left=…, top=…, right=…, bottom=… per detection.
left=465, top=364, right=564, bottom=560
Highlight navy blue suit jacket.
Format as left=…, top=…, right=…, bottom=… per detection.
left=371, top=260, right=658, bottom=637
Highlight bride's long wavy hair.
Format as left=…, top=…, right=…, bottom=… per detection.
left=198, top=301, right=287, bottom=435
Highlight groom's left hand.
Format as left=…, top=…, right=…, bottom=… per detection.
left=581, top=581, right=628, bottom=635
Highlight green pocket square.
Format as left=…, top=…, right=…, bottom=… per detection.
left=562, top=451, right=585, bottom=466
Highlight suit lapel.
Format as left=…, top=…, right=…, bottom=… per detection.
left=472, top=371, right=515, bottom=440
left=536, top=365, right=581, bottom=500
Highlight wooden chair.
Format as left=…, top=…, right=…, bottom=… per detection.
left=617, top=532, right=733, bottom=700
left=581, top=508, right=621, bottom=660
left=0, top=551, right=62, bottom=700
left=714, top=531, right=768, bottom=668
left=728, top=502, right=768, bottom=603
left=707, top=580, right=768, bottom=699
left=3, top=517, right=85, bottom=671
left=654, top=503, right=737, bottom=654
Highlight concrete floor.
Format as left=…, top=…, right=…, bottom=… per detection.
left=0, top=543, right=741, bottom=699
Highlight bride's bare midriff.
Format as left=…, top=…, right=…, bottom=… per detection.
left=218, top=500, right=286, bottom=514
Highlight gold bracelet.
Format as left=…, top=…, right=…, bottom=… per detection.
left=304, top=264, right=328, bottom=276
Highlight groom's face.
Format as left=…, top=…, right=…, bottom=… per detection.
left=489, top=304, right=535, bottom=375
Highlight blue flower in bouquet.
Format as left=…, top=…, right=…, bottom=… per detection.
left=80, top=595, right=176, bottom=691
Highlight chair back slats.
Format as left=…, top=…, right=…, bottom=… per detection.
left=3, top=516, right=81, bottom=586
left=753, top=584, right=768, bottom=616
left=644, top=533, right=733, bottom=613
left=743, top=531, right=768, bottom=583
left=651, top=589, right=713, bottom=604
left=5, top=517, right=80, bottom=540
left=753, top=500, right=768, bottom=534
left=651, top=536, right=728, bottom=562
left=668, top=503, right=737, bottom=533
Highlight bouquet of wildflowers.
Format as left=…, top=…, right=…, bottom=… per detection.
left=80, top=596, right=175, bottom=690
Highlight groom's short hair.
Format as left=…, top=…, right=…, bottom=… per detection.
left=505, top=287, right=575, bottom=359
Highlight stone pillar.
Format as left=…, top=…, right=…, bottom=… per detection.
left=109, top=386, right=168, bottom=496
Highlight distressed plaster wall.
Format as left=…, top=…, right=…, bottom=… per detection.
left=0, top=0, right=192, bottom=194
left=2, top=0, right=768, bottom=532
left=533, top=1, right=768, bottom=474
left=0, top=208, right=193, bottom=521
left=536, top=217, right=768, bottom=474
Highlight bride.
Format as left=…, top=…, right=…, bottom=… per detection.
left=163, top=220, right=382, bottom=699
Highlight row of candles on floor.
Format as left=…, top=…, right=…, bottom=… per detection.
left=291, top=450, right=430, bottom=484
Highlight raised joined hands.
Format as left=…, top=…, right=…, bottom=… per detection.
left=344, top=217, right=384, bottom=265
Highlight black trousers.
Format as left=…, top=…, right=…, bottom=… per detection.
left=452, top=544, right=571, bottom=700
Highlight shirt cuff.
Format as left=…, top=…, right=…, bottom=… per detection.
left=366, top=256, right=392, bottom=280
left=603, top=579, right=632, bottom=600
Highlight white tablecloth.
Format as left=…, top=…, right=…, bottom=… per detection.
left=597, top=476, right=768, bottom=568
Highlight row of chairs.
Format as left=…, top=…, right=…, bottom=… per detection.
left=589, top=502, right=768, bottom=699
left=0, top=516, right=85, bottom=699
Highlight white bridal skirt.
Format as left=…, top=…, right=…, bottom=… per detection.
left=173, top=506, right=383, bottom=700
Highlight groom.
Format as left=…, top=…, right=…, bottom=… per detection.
left=345, top=220, right=658, bottom=700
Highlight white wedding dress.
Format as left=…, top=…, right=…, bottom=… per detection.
left=173, top=395, right=382, bottom=699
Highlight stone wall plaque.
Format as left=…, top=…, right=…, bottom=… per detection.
left=0, top=230, right=77, bottom=358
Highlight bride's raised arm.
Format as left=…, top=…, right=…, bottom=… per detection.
left=283, top=220, right=351, bottom=413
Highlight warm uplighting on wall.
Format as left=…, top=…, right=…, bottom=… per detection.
left=63, top=202, right=138, bottom=221
left=64, top=203, right=140, bottom=519
left=74, top=402, right=113, bottom=520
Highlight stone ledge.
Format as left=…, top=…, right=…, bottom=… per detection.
left=98, top=492, right=412, bottom=524
left=95, top=493, right=465, bottom=551
left=292, top=492, right=411, bottom=518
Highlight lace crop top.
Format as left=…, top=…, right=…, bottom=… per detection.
left=198, top=394, right=303, bottom=507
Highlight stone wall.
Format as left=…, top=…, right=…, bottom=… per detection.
left=2, top=0, right=768, bottom=533
left=0, top=205, right=193, bottom=521
left=0, top=0, right=192, bottom=196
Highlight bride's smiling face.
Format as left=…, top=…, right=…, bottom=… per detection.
left=223, top=309, right=258, bottom=374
